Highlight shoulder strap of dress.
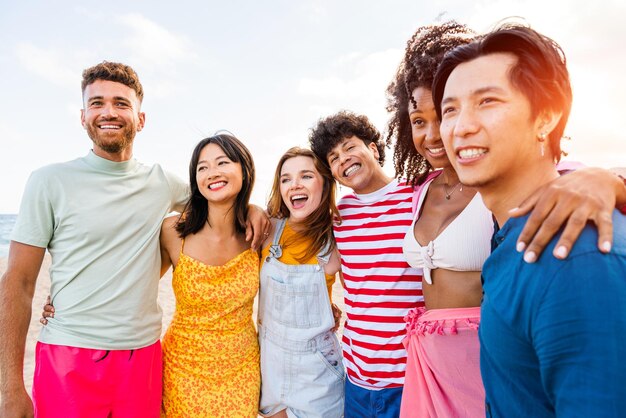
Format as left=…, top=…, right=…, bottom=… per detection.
left=412, top=170, right=443, bottom=216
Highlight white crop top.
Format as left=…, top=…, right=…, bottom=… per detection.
left=403, top=175, right=494, bottom=284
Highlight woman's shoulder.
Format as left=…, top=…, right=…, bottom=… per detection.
left=161, top=216, right=182, bottom=245
left=162, top=215, right=179, bottom=233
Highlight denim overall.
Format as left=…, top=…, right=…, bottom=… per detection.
left=258, top=218, right=345, bottom=418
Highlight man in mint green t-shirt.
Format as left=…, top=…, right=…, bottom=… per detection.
left=0, top=62, right=265, bottom=418
left=0, top=61, right=182, bottom=418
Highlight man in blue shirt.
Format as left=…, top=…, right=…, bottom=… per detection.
left=433, top=24, right=626, bottom=417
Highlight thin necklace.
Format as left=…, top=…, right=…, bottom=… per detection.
left=443, top=180, right=462, bottom=200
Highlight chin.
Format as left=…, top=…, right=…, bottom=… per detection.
left=290, top=212, right=310, bottom=223
left=457, top=173, right=493, bottom=189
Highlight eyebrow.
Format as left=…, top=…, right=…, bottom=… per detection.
left=87, top=96, right=132, bottom=103
left=280, top=169, right=315, bottom=177
left=341, top=139, right=354, bottom=148
left=198, top=155, right=229, bottom=165
left=442, top=86, right=506, bottom=105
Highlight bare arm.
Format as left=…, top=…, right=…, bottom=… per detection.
left=510, top=167, right=626, bottom=262
left=0, top=241, right=45, bottom=418
left=245, top=205, right=271, bottom=252
left=160, top=216, right=182, bottom=277
left=324, top=248, right=341, bottom=277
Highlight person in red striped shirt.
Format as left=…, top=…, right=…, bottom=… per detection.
left=310, top=111, right=422, bottom=417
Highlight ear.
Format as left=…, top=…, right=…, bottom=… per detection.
left=136, top=111, right=146, bottom=132
left=80, top=108, right=86, bottom=129
left=367, top=141, right=380, bottom=161
left=535, top=109, right=562, bottom=138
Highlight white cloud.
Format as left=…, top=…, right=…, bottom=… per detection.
left=297, top=48, right=403, bottom=127
left=15, top=42, right=78, bottom=88
left=117, top=14, right=199, bottom=71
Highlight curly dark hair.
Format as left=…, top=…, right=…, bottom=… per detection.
left=386, top=21, right=475, bottom=185
left=81, top=61, right=144, bottom=103
left=309, top=110, right=386, bottom=167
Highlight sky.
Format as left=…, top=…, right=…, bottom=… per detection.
left=1, top=0, right=624, bottom=213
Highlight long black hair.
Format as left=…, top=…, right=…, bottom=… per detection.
left=176, top=133, right=255, bottom=238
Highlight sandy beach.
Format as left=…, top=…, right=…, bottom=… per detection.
left=0, top=253, right=346, bottom=403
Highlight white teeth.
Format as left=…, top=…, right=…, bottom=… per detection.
left=458, top=148, right=487, bottom=159
left=344, top=165, right=359, bottom=177
left=291, top=194, right=307, bottom=202
left=428, top=147, right=445, bottom=154
left=99, top=125, right=121, bottom=129
left=209, top=181, right=226, bottom=189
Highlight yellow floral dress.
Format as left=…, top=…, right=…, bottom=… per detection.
left=162, top=246, right=260, bottom=417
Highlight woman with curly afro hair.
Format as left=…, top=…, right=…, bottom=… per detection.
left=386, top=21, right=626, bottom=418
left=386, top=22, right=491, bottom=418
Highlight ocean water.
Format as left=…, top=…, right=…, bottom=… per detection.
left=0, top=214, right=17, bottom=257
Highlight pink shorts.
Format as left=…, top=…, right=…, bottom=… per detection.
left=32, top=341, right=162, bottom=418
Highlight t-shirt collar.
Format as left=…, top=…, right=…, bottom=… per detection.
left=84, top=150, right=138, bottom=173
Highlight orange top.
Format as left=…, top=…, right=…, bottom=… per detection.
left=260, top=221, right=336, bottom=300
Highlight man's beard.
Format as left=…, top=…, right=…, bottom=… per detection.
left=86, top=122, right=136, bottom=154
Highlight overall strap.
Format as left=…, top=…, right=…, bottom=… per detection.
left=316, top=240, right=332, bottom=266
left=268, top=218, right=287, bottom=259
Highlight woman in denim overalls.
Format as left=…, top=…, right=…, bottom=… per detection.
left=258, top=147, right=345, bottom=418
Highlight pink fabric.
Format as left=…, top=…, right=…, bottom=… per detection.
left=555, top=160, right=585, bottom=171
left=411, top=171, right=443, bottom=216
left=400, top=307, right=484, bottom=418
left=32, top=341, right=162, bottom=418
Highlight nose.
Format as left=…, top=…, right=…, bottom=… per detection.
left=101, top=103, right=119, bottom=118
left=452, top=107, right=479, bottom=138
left=292, top=177, right=303, bottom=189
left=425, top=120, right=441, bottom=142
left=206, top=165, right=221, bottom=179
left=338, top=151, right=350, bottom=165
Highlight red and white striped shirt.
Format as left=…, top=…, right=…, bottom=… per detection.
left=335, top=179, right=424, bottom=389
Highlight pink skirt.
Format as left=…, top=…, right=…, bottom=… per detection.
left=400, top=307, right=484, bottom=418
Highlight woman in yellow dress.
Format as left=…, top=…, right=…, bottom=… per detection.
left=159, top=133, right=260, bottom=417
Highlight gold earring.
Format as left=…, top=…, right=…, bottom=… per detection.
left=537, top=132, right=547, bottom=157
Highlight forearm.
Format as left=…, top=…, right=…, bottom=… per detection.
left=0, top=271, right=36, bottom=395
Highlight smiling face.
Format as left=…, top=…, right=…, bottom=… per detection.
left=279, top=155, right=324, bottom=223
left=408, top=86, right=453, bottom=170
left=195, top=143, right=243, bottom=205
left=326, top=136, right=389, bottom=194
left=81, top=79, right=145, bottom=160
left=439, top=53, right=545, bottom=190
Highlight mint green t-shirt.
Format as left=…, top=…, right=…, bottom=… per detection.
left=11, top=151, right=188, bottom=349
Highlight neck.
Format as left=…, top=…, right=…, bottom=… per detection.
left=480, top=159, right=559, bottom=227
left=354, top=167, right=394, bottom=194
left=206, top=202, right=238, bottom=235
left=92, top=145, right=133, bottom=162
left=440, top=167, right=460, bottom=186
left=287, top=217, right=306, bottom=234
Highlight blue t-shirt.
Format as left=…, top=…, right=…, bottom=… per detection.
left=480, top=212, right=626, bottom=417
